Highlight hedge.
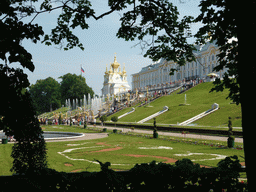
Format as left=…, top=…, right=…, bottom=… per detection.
left=0, top=156, right=247, bottom=191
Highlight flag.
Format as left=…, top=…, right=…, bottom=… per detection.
left=81, top=67, right=85, bottom=73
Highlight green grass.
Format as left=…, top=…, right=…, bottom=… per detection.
left=0, top=125, right=245, bottom=176
left=0, top=144, right=13, bottom=176
left=45, top=134, right=246, bottom=172
left=108, top=82, right=241, bottom=127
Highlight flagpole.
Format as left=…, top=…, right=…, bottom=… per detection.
left=80, top=64, right=82, bottom=77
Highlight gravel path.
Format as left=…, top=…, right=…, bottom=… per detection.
left=45, top=133, right=109, bottom=142
left=88, top=125, right=243, bottom=143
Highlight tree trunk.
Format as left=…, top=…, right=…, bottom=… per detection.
left=239, top=6, right=255, bottom=189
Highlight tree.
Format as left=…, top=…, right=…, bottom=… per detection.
left=116, top=0, right=195, bottom=66
left=0, top=65, right=47, bottom=174
left=111, top=116, right=118, bottom=127
left=100, top=115, right=108, bottom=127
left=193, top=0, right=253, bottom=188
left=29, top=77, right=61, bottom=115
left=194, top=0, right=239, bottom=104
left=0, top=0, right=47, bottom=174
left=1, top=0, right=252, bottom=185
left=59, top=73, right=94, bottom=105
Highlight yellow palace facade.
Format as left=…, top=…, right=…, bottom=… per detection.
left=131, top=40, right=228, bottom=92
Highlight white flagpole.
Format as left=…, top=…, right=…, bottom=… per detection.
left=80, top=64, right=82, bottom=77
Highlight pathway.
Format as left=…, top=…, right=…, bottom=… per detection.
left=88, top=125, right=243, bottom=143
left=45, top=133, right=109, bottom=142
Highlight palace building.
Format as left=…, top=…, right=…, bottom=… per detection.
left=131, top=40, right=229, bottom=92
left=101, top=55, right=131, bottom=96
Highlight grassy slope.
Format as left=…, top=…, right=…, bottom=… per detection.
left=112, top=82, right=241, bottom=127
left=39, top=82, right=242, bottom=127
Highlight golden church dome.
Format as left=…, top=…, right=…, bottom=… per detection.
left=111, top=55, right=120, bottom=70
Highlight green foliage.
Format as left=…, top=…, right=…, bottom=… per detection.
left=1, top=156, right=247, bottom=191
left=29, top=74, right=94, bottom=114
left=29, top=77, right=61, bottom=115
left=111, top=116, right=118, bottom=123
left=228, top=117, right=234, bottom=138
left=11, top=137, right=48, bottom=174
left=58, top=114, right=62, bottom=125
left=127, top=157, right=244, bottom=191
left=195, top=0, right=239, bottom=105
left=153, top=118, right=158, bottom=138
left=227, top=117, right=235, bottom=148
left=94, top=159, right=126, bottom=191
left=100, top=115, right=108, bottom=123
left=111, top=116, right=118, bottom=127
left=59, top=73, right=94, bottom=104
left=0, top=1, right=43, bottom=73
left=216, top=155, right=242, bottom=190
left=117, top=0, right=195, bottom=66
left=0, top=63, right=48, bottom=174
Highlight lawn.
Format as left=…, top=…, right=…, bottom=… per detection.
left=108, top=82, right=241, bottom=127
left=0, top=125, right=245, bottom=176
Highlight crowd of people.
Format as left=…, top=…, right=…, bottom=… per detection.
left=38, top=117, right=91, bottom=126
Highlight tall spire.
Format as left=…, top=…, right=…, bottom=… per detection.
left=122, top=63, right=126, bottom=74
left=105, top=64, right=108, bottom=74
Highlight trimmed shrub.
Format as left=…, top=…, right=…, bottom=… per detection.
left=228, top=117, right=235, bottom=148
left=153, top=118, right=158, bottom=138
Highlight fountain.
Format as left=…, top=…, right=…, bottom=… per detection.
left=73, top=99, right=75, bottom=110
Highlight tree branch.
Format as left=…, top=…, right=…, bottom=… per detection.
left=30, top=5, right=67, bottom=23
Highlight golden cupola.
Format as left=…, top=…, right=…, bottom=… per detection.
left=111, top=55, right=120, bottom=73
left=109, top=63, right=113, bottom=74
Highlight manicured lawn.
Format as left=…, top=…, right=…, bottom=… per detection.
left=0, top=125, right=245, bottom=176
left=109, top=82, right=241, bottom=127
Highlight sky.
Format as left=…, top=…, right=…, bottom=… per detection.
left=17, top=0, right=203, bottom=96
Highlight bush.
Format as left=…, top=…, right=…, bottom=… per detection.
left=2, top=156, right=247, bottom=191
left=103, top=128, right=107, bottom=132
left=113, top=129, right=117, bottom=133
